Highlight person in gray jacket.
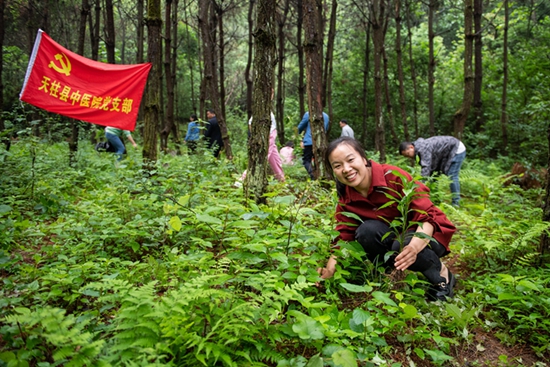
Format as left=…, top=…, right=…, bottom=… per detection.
left=399, top=136, right=466, bottom=206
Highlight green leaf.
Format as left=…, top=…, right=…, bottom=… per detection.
left=305, top=354, right=324, bottom=367
left=292, top=317, right=325, bottom=340
left=352, top=308, right=370, bottom=325
left=169, top=216, right=182, bottom=231
left=0, top=204, right=12, bottom=214
left=196, top=213, right=222, bottom=225
left=332, top=348, right=357, bottom=367
left=372, top=291, right=397, bottom=306
left=340, top=283, right=373, bottom=293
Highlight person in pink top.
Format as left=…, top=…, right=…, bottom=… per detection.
left=248, top=112, right=285, bottom=182
left=279, top=141, right=295, bottom=165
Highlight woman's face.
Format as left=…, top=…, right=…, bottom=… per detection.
left=329, top=143, right=370, bottom=192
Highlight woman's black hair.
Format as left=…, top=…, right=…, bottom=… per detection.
left=324, top=137, right=369, bottom=198
left=190, top=114, right=198, bottom=121
left=285, top=140, right=294, bottom=148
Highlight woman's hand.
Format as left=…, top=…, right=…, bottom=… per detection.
left=394, top=244, right=419, bottom=271
left=317, top=256, right=337, bottom=280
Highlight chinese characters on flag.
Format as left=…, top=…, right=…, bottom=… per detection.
left=20, top=29, right=151, bottom=131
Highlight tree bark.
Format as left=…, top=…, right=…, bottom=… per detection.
left=453, top=0, right=474, bottom=140
left=323, top=0, right=337, bottom=133
left=142, top=0, right=162, bottom=166
left=428, top=0, right=436, bottom=136
left=406, top=0, right=419, bottom=139
left=0, top=0, right=8, bottom=151
left=395, top=0, right=409, bottom=141
left=245, top=0, right=276, bottom=204
left=473, top=0, right=483, bottom=132
left=161, top=0, right=176, bottom=152
left=297, top=0, right=305, bottom=118
left=361, top=22, right=370, bottom=148
left=245, top=0, right=255, bottom=120
left=104, top=0, right=115, bottom=64
left=371, top=0, right=386, bottom=163
left=199, top=0, right=233, bottom=159
left=303, top=0, right=329, bottom=180
left=500, top=0, right=509, bottom=153
left=137, top=0, right=144, bottom=63
left=183, top=0, right=197, bottom=113
left=90, top=0, right=100, bottom=61
left=276, top=0, right=290, bottom=145
left=215, top=1, right=227, bottom=120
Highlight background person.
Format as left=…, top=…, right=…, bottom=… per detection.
left=399, top=136, right=466, bottom=206
left=247, top=112, right=285, bottom=182
left=204, top=109, right=224, bottom=158
left=280, top=141, right=295, bottom=165
left=318, top=137, right=457, bottom=301
left=184, top=114, right=200, bottom=153
left=339, top=119, right=354, bottom=138
left=104, top=126, right=137, bottom=161
left=298, top=111, right=329, bottom=179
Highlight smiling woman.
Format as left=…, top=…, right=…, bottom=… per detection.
left=318, top=137, right=458, bottom=302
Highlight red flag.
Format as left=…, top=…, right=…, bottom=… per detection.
left=20, top=29, right=151, bottom=131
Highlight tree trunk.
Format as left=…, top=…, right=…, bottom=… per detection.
left=245, top=0, right=276, bottom=204
left=303, top=0, right=329, bottom=180
left=297, top=0, right=305, bottom=118
left=406, top=0, right=419, bottom=139
left=276, top=0, right=290, bottom=145
left=171, top=0, right=180, bottom=146
left=323, top=0, right=337, bottom=134
left=161, top=0, right=175, bottom=152
left=453, top=0, right=474, bottom=140
left=382, top=46, right=398, bottom=147
left=137, top=0, right=144, bottom=63
left=104, top=0, right=115, bottom=64
left=245, top=0, right=255, bottom=120
left=361, top=20, right=370, bottom=148
left=183, top=0, right=197, bottom=113
left=428, top=0, right=436, bottom=136
left=371, top=0, right=386, bottom=163
left=0, top=0, right=8, bottom=151
left=473, top=0, right=483, bottom=132
left=199, top=0, right=233, bottom=159
left=395, top=0, right=409, bottom=141
left=539, top=122, right=550, bottom=260
left=143, top=0, right=162, bottom=166
left=500, top=0, right=508, bottom=153
left=216, top=1, right=227, bottom=120
left=90, top=0, right=100, bottom=61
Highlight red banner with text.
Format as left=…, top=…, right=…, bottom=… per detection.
left=20, top=29, right=151, bottom=131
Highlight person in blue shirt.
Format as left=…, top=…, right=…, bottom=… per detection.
left=184, top=114, right=200, bottom=153
left=298, top=111, right=329, bottom=179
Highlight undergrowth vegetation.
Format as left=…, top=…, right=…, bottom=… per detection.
left=1, top=138, right=549, bottom=367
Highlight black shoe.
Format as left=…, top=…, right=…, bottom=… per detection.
left=428, top=269, right=456, bottom=301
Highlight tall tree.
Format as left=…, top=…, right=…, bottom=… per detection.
left=500, top=0, right=509, bottom=154
left=0, top=0, right=7, bottom=151
left=183, top=0, right=197, bottom=113
left=473, top=0, right=483, bottom=131
left=161, top=0, right=177, bottom=152
left=395, top=0, right=409, bottom=141
left=215, top=0, right=227, bottom=120
left=453, top=0, right=474, bottom=139
left=406, top=0, right=419, bottom=138
left=142, top=0, right=162, bottom=165
left=137, top=0, right=144, bottom=63
left=428, top=0, right=436, bottom=135
left=303, top=0, right=329, bottom=180
left=322, top=0, right=337, bottom=129
left=104, top=0, right=115, bottom=64
left=199, top=0, right=233, bottom=159
left=370, top=0, right=387, bottom=162
left=245, top=0, right=276, bottom=203
left=90, top=0, right=100, bottom=61
left=296, top=0, right=305, bottom=117
left=245, top=0, right=255, bottom=119
left=276, top=0, right=290, bottom=145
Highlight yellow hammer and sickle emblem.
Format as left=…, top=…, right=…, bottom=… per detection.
left=48, top=53, right=71, bottom=76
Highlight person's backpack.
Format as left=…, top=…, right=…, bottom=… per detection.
left=95, top=141, right=116, bottom=152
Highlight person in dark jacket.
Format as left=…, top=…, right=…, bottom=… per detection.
left=318, top=137, right=457, bottom=301
left=399, top=136, right=466, bottom=206
left=204, top=109, right=224, bottom=158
